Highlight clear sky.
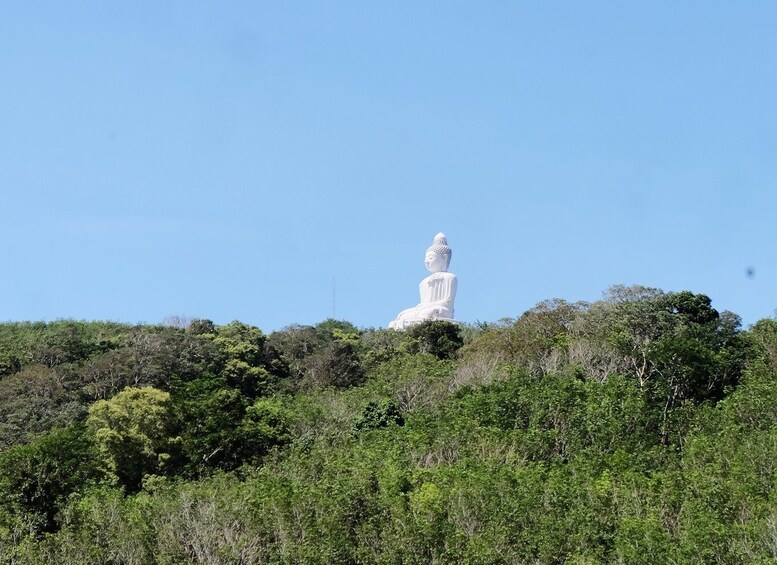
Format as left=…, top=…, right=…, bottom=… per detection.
left=2, top=2, right=776, bottom=331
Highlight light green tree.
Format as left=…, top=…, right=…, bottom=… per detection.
left=87, top=386, right=181, bottom=492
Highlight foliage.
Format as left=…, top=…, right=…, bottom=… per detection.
left=213, top=321, right=274, bottom=398
left=175, top=381, right=250, bottom=473
left=403, top=319, right=464, bottom=360
left=0, top=365, right=83, bottom=450
left=462, top=299, right=585, bottom=372
left=0, top=424, right=100, bottom=536
left=3, top=290, right=777, bottom=563
left=352, top=399, right=404, bottom=433
left=268, top=320, right=365, bottom=390
left=87, top=386, right=181, bottom=492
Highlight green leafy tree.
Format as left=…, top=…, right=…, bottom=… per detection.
left=240, top=397, right=291, bottom=457
left=0, top=364, right=82, bottom=450
left=461, top=299, right=585, bottom=374
left=266, top=324, right=321, bottom=382
left=122, top=325, right=219, bottom=389
left=175, top=377, right=292, bottom=473
left=404, top=320, right=464, bottom=360
left=87, top=386, right=181, bottom=492
left=358, top=328, right=405, bottom=370
left=37, top=321, right=99, bottom=367
left=214, top=321, right=274, bottom=397
left=187, top=318, right=216, bottom=336
left=267, top=319, right=362, bottom=390
left=0, top=423, right=100, bottom=534
left=0, top=353, right=21, bottom=377
left=309, top=340, right=365, bottom=388
left=177, top=383, right=248, bottom=472
left=573, top=287, right=749, bottom=443
left=352, top=399, right=404, bottom=433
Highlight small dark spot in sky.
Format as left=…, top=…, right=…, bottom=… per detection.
left=746, top=267, right=755, bottom=278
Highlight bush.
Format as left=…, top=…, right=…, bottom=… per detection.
left=352, top=400, right=404, bottom=433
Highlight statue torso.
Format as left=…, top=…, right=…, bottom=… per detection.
left=419, top=272, right=457, bottom=307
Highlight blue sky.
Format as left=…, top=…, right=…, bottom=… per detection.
left=1, top=2, right=776, bottom=331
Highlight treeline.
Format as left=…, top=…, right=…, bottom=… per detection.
left=1, top=286, right=777, bottom=563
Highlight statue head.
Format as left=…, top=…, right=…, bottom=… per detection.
left=424, top=232, right=452, bottom=273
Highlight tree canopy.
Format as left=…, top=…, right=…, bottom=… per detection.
left=0, top=288, right=776, bottom=563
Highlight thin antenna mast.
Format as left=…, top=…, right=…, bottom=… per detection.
left=332, top=275, right=336, bottom=319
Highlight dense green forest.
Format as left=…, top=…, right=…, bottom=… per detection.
left=1, top=285, right=777, bottom=563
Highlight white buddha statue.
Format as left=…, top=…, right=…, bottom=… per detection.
left=389, top=233, right=458, bottom=330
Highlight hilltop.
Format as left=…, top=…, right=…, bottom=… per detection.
left=1, top=285, right=777, bottom=563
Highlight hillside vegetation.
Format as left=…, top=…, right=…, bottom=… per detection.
left=2, top=285, right=777, bottom=563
